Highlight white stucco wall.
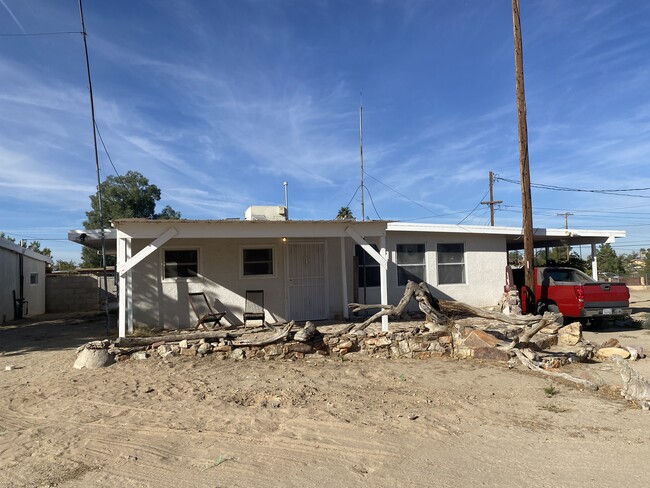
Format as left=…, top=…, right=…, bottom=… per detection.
left=129, top=236, right=345, bottom=329
left=351, top=232, right=507, bottom=310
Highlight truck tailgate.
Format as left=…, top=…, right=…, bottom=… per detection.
left=582, top=282, right=629, bottom=306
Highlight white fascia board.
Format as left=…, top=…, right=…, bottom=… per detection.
left=114, top=220, right=387, bottom=239
left=387, top=222, right=626, bottom=239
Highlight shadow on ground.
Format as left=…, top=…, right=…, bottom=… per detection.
left=0, top=312, right=117, bottom=357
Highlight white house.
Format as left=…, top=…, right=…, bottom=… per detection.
left=69, top=218, right=624, bottom=338
left=0, top=238, right=52, bottom=323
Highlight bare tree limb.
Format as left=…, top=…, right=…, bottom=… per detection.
left=231, top=321, right=295, bottom=347
left=510, top=348, right=599, bottom=390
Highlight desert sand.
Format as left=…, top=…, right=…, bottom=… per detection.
left=1, top=289, right=650, bottom=487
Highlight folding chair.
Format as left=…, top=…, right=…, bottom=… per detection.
left=188, top=292, right=227, bottom=329
left=243, top=290, right=265, bottom=325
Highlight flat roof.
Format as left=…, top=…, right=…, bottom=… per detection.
left=69, top=219, right=625, bottom=253
left=0, top=238, right=53, bottom=264
left=387, top=222, right=624, bottom=249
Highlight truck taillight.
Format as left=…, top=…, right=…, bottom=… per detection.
left=574, top=286, right=584, bottom=303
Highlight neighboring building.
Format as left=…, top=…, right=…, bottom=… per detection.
left=69, top=217, right=625, bottom=338
left=0, top=238, right=52, bottom=323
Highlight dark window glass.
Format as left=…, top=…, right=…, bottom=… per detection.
left=356, top=244, right=380, bottom=287
left=164, top=250, right=198, bottom=278
left=396, top=244, right=425, bottom=286
left=243, top=248, right=273, bottom=276
left=437, top=243, right=465, bottom=284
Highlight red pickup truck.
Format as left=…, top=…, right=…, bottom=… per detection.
left=512, top=266, right=631, bottom=320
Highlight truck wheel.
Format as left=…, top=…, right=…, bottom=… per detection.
left=547, top=304, right=560, bottom=314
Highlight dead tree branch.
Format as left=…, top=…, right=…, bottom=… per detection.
left=231, top=321, right=295, bottom=347
left=510, top=348, right=599, bottom=390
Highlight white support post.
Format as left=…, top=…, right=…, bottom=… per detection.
left=340, top=237, right=349, bottom=319
left=379, top=236, right=389, bottom=332
left=126, top=238, right=133, bottom=334
left=117, top=233, right=128, bottom=337
left=591, top=243, right=598, bottom=280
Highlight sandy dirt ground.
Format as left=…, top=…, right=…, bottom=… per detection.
left=1, top=289, right=650, bottom=487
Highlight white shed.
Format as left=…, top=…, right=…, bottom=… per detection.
left=0, top=238, right=52, bottom=323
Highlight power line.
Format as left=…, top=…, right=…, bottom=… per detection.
left=0, top=31, right=81, bottom=37
left=363, top=171, right=452, bottom=218
left=495, top=175, right=650, bottom=199
left=458, top=187, right=490, bottom=225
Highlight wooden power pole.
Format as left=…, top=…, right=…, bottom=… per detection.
left=512, top=0, right=535, bottom=309
left=481, top=171, right=503, bottom=226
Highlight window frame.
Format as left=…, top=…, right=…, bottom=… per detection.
left=29, top=272, right=39, bottom=285
left=355, top=244, right=381, bottom=288
left=395, top=243, right=426, bottom=286
left=161, top=248, right=201, bottom=281
left=436, top=243, right=466, bottom=285
left=240, top=244, right=276, bottom=279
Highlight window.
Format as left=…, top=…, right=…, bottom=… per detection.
left=164, top=250, right=198, bottom=278
left=396, top=244, right=425, bottom=286
left=30, top=273, right=39, bottom=285
left=356, top=244, right=380, bottom=287
left=437, top=243, right=465, bottom=284
left=243, top=248, right=274, bottom=276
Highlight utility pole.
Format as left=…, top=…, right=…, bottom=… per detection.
left=481, top=171, right=503, bottom=226
left=558, top=212, right=573, bottom=261
left=79, top=0, right=110, bottom=335
left=512, top=0, right=535, bottom=310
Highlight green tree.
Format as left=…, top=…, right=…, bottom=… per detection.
left=0, top=232, right=16, bottom=243
left=54, top=259, right=77, bottom=272
left=335, top=206, right=355, bottom=220
left=27, top=241, right=52, bottom=257
left=82, top=171, right=181, bottom=267
left=594, top=243, right=625, bottom=276
left=157, top=205, right=182, bottom=220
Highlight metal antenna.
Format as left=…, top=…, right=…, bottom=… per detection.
left=359, top=94, right=365, bottom=221
left=283, top=181, right=289, bottom=220
left=78, top=0, right=109, bottom=335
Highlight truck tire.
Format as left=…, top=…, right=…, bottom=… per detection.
left=537, top=302, right=560, bottom=315
left=547, top=304, right=560, bottom=314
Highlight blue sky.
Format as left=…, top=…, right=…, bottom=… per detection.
left=1, top=0, right=649, bottom=262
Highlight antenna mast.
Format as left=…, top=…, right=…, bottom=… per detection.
left=359, top=97, right=365, bottom=221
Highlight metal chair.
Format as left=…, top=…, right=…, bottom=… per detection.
left=243, top=290, right=265, bottom=325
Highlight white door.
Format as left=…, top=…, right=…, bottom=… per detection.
left=288, top=242, right=328, bottom=321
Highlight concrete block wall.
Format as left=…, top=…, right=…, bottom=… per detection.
left=46, top=275, right=108, bottom=313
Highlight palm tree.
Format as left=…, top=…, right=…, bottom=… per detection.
left=336, top=206, right=355, bottom=220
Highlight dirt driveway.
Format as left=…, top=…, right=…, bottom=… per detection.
left=1, top=294, right=649, bottom=487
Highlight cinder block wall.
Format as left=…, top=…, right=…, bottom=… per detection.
left=46, top=275, right=104, bottom=313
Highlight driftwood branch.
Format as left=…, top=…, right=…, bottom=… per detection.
left=231, top=321, right=295, bottom=347
left=439, top=301, right=542, bottom=326
left=510, top=348, right=599, bottom=390
left=346, top=281, right=448, bottom=334
left=115, top=330, right=238, bottom=347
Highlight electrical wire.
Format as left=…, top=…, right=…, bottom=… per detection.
left=494, top=175, right=650, bottom=199
left=363, top=171, right=452, bottom=218
left=364, top=185, right=382, bottom=220
left=457, top=187, right=490, bottom=225
left=0, top=31, right=81, bottom=37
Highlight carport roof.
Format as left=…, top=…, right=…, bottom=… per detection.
left=68, top=220, right=625, bottom=254
left=386, top=222, right=624, bottom=250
